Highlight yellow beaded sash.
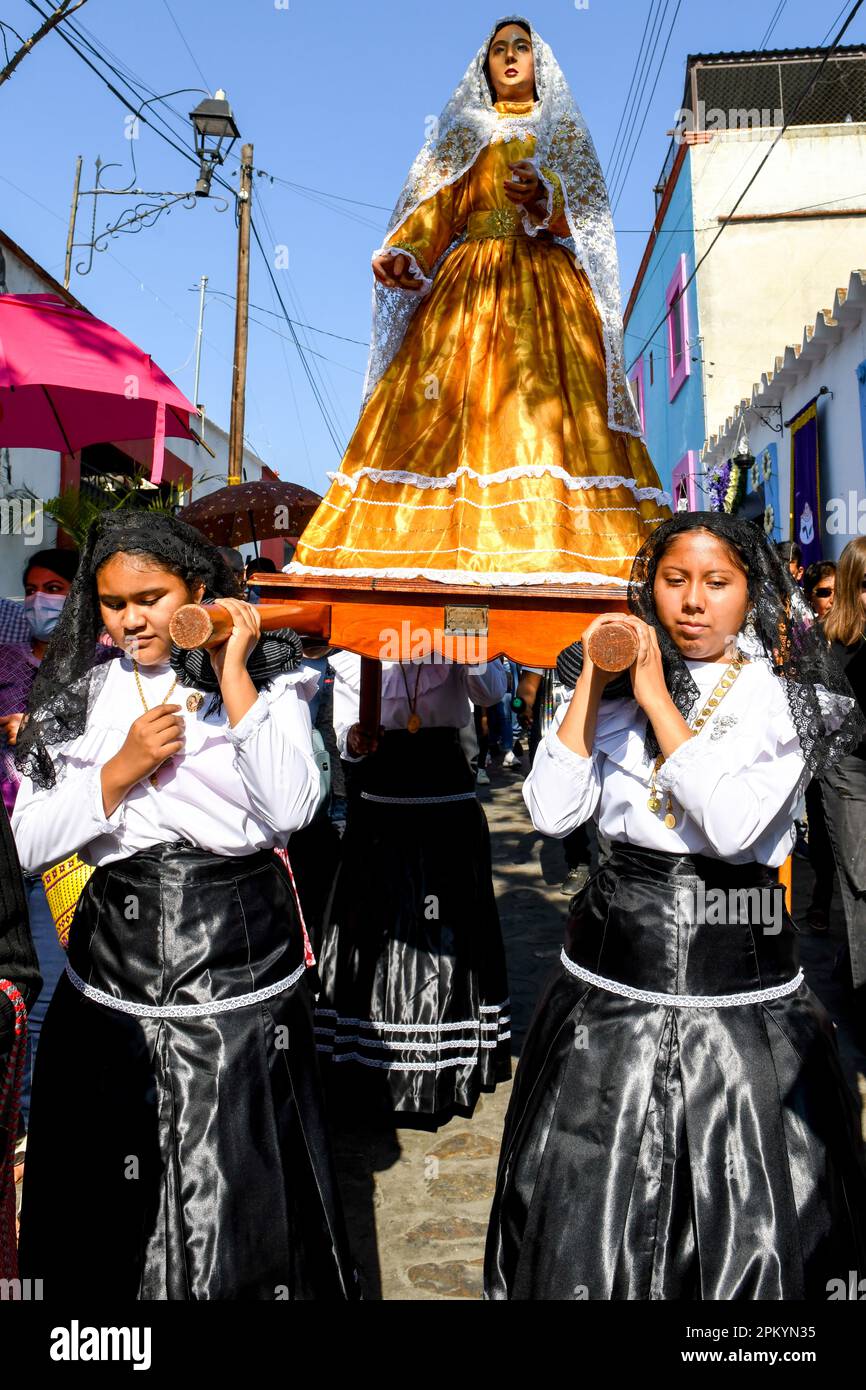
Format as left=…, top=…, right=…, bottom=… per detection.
left=41, top=854, right=94, bottom=949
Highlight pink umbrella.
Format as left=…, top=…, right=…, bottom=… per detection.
left=0, top=293, right=197, bottom=485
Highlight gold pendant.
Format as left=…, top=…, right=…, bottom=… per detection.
left=647, top=795, right=661, bottom=813
left=186, top=692, right=204, bottom=713
left=664, top=812, right=677, bottom=830
left=407, top=713, right=422, bottom=733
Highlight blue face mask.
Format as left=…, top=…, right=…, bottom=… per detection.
left=24, top=592, right=67, bottom=640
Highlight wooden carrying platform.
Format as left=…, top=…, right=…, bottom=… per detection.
left=249, top=572, right=793, bottom=910
left=250, top=572, right=628, bottom=667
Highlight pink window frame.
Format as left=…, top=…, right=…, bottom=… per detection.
left=665, top=254, right=691, bottom=400
left=671, top=450, right=699, bottom=512
left=627, top=356, right=646, bottom=433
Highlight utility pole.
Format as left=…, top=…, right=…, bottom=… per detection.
left=193, top=273, right=208, bottom=437
left=0, top=0, right=89, bottom=88
left=63, top=155, right=82, bottom=289
left=227, top=143, right=252, bottom=486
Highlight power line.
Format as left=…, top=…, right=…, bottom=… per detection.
left=758, top=0, right=789, bottom=50
left=260, top=173, right=391, bottom=215
left=249, top=215, right=345, bottom=455
left=820, top=1, right=851, bottom=44
left=25, top=0, right=201, bottom=170
left=603, top=0, right=658, bottom=173
left=254, top=183, right=351, bottom=441
left=204, top=289, right=369, bottom=347
left=160, top=0, right=211, bottom=94
left=625, top=0, right=865, bottom=374
left=610, top=0, right=684, bottom=214
left=217, top=302, right=365, bottom=376
left=606, top=0, right=666, bottom=198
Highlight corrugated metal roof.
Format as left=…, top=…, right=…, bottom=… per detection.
left=684, top=45, right=866, bottom=64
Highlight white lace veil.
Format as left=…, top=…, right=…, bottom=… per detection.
left=363, top=15, right=643, bottom=438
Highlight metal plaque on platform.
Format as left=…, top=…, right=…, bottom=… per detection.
left=444, top=605, right=489, bottom=636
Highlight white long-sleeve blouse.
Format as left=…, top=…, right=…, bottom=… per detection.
left=12, top=654, right=322, bottom=874
left=329, top=652, right=508, bottom=758
left=523, top=656, right=808, bottom=867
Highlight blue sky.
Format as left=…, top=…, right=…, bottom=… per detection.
left=1, top=0, right=859, bottom=492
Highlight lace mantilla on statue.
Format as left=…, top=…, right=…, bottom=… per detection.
left=363, top=17, right=642, bottom=439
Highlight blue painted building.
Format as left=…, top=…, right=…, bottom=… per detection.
left=621, top=45, right=866, bottom=511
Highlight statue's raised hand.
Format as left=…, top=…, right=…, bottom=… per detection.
left=372, top=250, right=424, bottom=290
left=503, top=160, right=541, bottom=207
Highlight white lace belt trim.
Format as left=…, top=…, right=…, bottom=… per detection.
left=65, top=959, right=307, bottom=1019
left=559, top=950, right=804, bottom=1008
left=322, top=495, right=661, bottom=516
left=285, top=562, right=631, bottom=588
left=298, top=541, right=632, bottom=563
left=327, top=463, right=671, bottom=506
left=360, top=790, right=478, bottom=805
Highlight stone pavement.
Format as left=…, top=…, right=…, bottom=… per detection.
left=327, top=753, right=866, bottom=1301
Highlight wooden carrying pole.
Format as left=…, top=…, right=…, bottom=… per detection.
left=227, top=143, right=253, bottom=485
left=169, top=600, right=330, bottom=650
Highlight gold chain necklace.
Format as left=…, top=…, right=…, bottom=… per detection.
left=647, top=653, right=746, bottom=829
left=132, top=659, right=179, bottom=787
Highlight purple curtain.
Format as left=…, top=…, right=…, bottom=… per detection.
left=790, top=403, right=821, bottom=568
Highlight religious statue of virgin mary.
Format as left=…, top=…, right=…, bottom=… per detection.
left=290, top=16, right=672, bottom=587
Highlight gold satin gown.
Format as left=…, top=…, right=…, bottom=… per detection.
left=295, top=100, right=671, bottom=585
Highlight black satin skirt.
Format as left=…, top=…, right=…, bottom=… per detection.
left=485, top=843, right=866, bottom=1300
left=18, top=842, right=358, bottom=1301
left=316, top=728, right=511, bottom=1117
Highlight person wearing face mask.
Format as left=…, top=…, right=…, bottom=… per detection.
left=0, top=549, right=78, bottom=1136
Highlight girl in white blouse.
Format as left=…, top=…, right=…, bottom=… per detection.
left=485, top=511, right=866, bottom=1301
left=12, top=512, right=357, bottom=1301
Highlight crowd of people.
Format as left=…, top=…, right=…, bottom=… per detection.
left=0, top=507, right=864, bottom=1301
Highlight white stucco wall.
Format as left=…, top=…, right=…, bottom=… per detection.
left=691, top=123, right=866, bottom=438
left=706, top=298, right=866, bottom=558
left=0, top=241, right=66, bottom=597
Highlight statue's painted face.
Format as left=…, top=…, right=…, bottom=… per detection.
left=487, top=24, right=536, bottom=102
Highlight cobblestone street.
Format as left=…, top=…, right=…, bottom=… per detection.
left=328, top=755, right=866, bottom=1301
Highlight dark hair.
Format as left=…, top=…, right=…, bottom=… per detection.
left=775, top=540, right=803, bottom=568
left=93, top=544, right=240, bottom=601
left=651, top=522, right=750, bottom=581
left=483, top=18, right=537, bottom=103
left=802, top=560, right=836, bottom=598
left=246, top=555, right=277, bottom=575
left=23, top=548, right=80, bottom=586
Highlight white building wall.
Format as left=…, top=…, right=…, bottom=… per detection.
left=0, top=241, right=66, bottom=596
left=705, top=278, right=866, bottom=558
left=691, top=123, right=866, bottom=438
left=743, top=323, right=866, bottom=557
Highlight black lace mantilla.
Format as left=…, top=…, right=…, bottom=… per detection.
left=555, top=512, right=865, bottom=779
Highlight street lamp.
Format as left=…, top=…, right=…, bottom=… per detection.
left=65, top=87, right=239, bottom=284
left=190, top=90, right=241, bottom=197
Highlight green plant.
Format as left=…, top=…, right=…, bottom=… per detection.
left=22, top=467, right=220, bottom=546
